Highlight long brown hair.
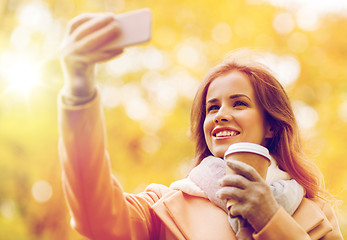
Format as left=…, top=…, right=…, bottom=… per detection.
left=190, top=52, right=323, bottom=199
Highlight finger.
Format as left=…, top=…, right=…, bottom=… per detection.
left=216, top=187, right=244, bottom=201
left=91, top=48, right=124, bottom=63
left=67, top=13, right=96, bottom=35
left=88, top=48, right=124, bottom=64
left=219, top=174, right=248, bottom=189
left=64, top=44, right=123, bottom=67
left=226, top=160, right=262, bottom=182
left=75, top=21, right=121, bottom=53
left=228, top=204, right=245, bottom=219
left=73, top=13, right=116, bottom=41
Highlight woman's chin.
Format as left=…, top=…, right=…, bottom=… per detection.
left=211, top=148, right=228, bottom=159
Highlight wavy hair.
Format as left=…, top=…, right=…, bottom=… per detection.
left=190, top=51, right=323, bottom=199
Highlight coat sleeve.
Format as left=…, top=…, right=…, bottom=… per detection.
left=252, top=207, right=311, bottom=240
left=319, top=200, right=344, bottom=240
left=252, top=198, right=343, bottom=240
left=58, top=90, right=165, bottom=240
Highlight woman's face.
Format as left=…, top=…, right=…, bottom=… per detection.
left=203, top=70, right=273, bottom=158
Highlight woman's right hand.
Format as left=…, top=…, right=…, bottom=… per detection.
left=60, top=13, right=124, bottom=103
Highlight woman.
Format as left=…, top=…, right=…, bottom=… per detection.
left=58, top=13, right=343, bottom=239
left=190, top=57, right=343, bottom=239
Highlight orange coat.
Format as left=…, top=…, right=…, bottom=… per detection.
left=58, top=91, right=343, bottom=240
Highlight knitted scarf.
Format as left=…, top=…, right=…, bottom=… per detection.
left=170, top=156, right=305, bottom=239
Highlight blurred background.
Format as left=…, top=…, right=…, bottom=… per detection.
left=0, top=0, right=346, bottom=239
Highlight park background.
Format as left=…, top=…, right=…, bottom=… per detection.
left=0, top=0, right=346, bottom=239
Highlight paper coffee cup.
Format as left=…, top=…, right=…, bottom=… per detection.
left=224, top=142, right=271, bottom=209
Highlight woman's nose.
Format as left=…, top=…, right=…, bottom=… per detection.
left=214, top=107, right=232, bottom=123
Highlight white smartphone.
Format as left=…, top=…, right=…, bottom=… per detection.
left=102, top=8, right=152, bottom=50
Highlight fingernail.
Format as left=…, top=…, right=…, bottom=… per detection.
left=226, top=159, right=233, bottom=164
left=216, top=191, right=221, bottom=198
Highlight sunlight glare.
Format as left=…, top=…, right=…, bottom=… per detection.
left=1, top=51, right=42, bottom=97
left=10, top=26, right=32, bottom=50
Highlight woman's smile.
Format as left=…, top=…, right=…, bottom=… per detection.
left=212, top=127, right=240, bottom=139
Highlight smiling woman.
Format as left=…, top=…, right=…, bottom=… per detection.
left=57, top=10, right=343, bottom=238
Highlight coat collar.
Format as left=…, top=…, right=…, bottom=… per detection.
left=153, top=190, right=333, bottom=240
left=153, top=190, right=236, bottom=240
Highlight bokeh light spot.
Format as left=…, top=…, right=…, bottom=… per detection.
left=168, top=67, right=199, bottom=99
left=141, top=47, right=166, bottom=70
left=338, top=100, right=347, bottom=123
left=273, top=12, right=295, bottom=35
left=119, top=83, right=151, bottom=121
left=0, top=199, right=16, bottom=219
left=257, top=53, right=301, bottom=87
left=106, top=48, right=143, bottom=76
left=212, top=22, right=232, bottom=44
left=125, top=98, right=150, bottom=121
left=176, top=45, right=199, bottom=69
left=16, top=0, right=53, bottom=32
left=288, top=32, right=309, bottom=53
left=292, top=101, right=319, bottom=130
left=296, top=7, right=320, bottom=31
left=100, top=86, right=121, bottom=108
left=32, top=180, right=53, bottom=203
left=265, top=0, right=347, bottom=17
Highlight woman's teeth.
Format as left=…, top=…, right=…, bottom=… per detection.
left=215, top=131, right=238, bottom=137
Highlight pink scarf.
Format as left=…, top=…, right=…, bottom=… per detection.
left=170, top=156, right=304, bottom=239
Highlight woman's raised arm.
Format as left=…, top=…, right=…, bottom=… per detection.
left=60, top=13, right=123, bottom=105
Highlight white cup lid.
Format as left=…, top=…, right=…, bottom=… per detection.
left=224, top=142, right=271, bottom=160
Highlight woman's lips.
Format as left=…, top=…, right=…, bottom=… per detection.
left=212, top=128, right=240, bottom=139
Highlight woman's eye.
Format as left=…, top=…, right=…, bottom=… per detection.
left=234, top=101, right=248, bottom=108
left=207, top=105, right=219, bottom=112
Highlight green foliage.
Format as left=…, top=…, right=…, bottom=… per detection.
left=0, top=0, right=346, bottom=239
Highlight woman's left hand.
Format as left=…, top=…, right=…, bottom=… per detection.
left=216, top=159, right=280, bottom=232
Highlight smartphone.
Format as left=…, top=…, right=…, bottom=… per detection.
left=102, top=8, right=152, bottom=50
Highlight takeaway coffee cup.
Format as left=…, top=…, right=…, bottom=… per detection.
left=224, top=142, right=271, bottom=210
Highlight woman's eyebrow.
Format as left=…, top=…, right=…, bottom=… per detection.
left=206, top=94, right=252, bottom=104
left=229, top=94, right=252, bottom=101
left=206, top=98, right=218, bottom=104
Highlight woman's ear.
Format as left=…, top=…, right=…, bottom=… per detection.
left=265, top=125, right=274, bottom=139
